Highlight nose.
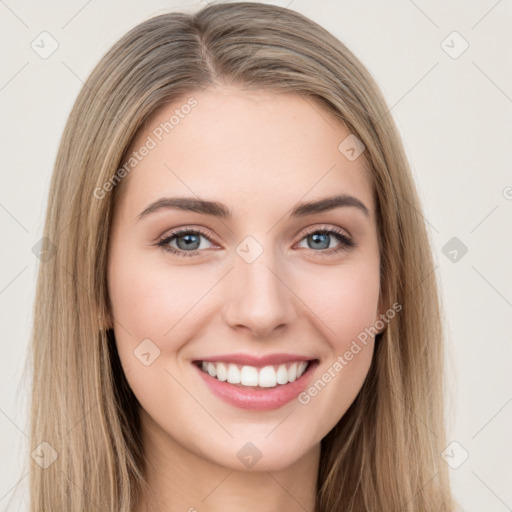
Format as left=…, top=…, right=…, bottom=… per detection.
left=222, top=243, right=296, bottom=339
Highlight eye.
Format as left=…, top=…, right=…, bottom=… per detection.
left=156, top=225, right=357, bottom=258
left=156, top=227, right=217, bottom=257
left=295, top=225, right=356, bottom=255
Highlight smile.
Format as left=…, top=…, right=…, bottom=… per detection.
left=192, top=358, right=319, bottom=411
left=195, top=360, right=311, bottom=388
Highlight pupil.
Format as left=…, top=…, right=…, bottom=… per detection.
left=310, top=233, right=329, bottom=250
left=177, top=234, right=200, bottom=250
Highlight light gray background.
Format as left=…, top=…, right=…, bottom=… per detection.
left=1, top=1, right=511, bottom=511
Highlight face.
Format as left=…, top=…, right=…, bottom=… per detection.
left=107, top=86, right=383, bottom=472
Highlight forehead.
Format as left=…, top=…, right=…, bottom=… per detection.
left=119, top=87, right=374, bottom=218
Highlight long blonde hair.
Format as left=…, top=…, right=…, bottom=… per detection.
left=26, top=2, right=455, bottom=510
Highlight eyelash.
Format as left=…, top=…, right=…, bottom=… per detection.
left=156, top=225, right=357, bottom=258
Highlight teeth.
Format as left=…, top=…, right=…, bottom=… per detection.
left=216, top=362, right=228, bottom=382
left=276, top=364, right=288, bottom=385
left=259, top=366, right=277, bottom=387
left=288, top=362, right=297, bottom=382
left=227, top=364, right=241, bottom=384
left=240, top=366, right=259, bottom=386
left=198, top=360, right=310, bottom=388
left=207, top=362, right=216, bottom=377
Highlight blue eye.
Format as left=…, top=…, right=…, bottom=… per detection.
left=157, top=228, right=215, bottom=257
left=296, top=226, right=355, bottom=254
left=156, top=225, right=356, bottom=258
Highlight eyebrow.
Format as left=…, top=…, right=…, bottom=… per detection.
left=137, top=194, right=370, bottom=220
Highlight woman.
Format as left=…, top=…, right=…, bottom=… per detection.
left=29, top=2, right=456, bottom=510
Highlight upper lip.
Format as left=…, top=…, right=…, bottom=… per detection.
left=193, top=353, right=317, bottom=367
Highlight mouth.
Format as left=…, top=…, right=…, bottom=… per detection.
left=192, top=359, right=319, bottom=390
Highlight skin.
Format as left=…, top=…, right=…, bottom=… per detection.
left=107, top=85, right=384, bottom=512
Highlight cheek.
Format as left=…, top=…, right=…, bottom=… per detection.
left=108, top=250, right=166, bottom=354
left=108, top=249, right=220, bottom=367
left=107, top=253, right=203, bottom=414
left=109, top=244, right=196, bottom=330
left=291, top=260, right=379, bottom=424
left=296, top=259, right=381, bottom=348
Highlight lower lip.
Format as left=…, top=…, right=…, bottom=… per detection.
left=193, top=361, right=318, bottom=411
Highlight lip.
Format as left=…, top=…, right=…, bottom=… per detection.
left=192, top=359, right=319, bottom=411
left=192, top=352, right=314, bottom=368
